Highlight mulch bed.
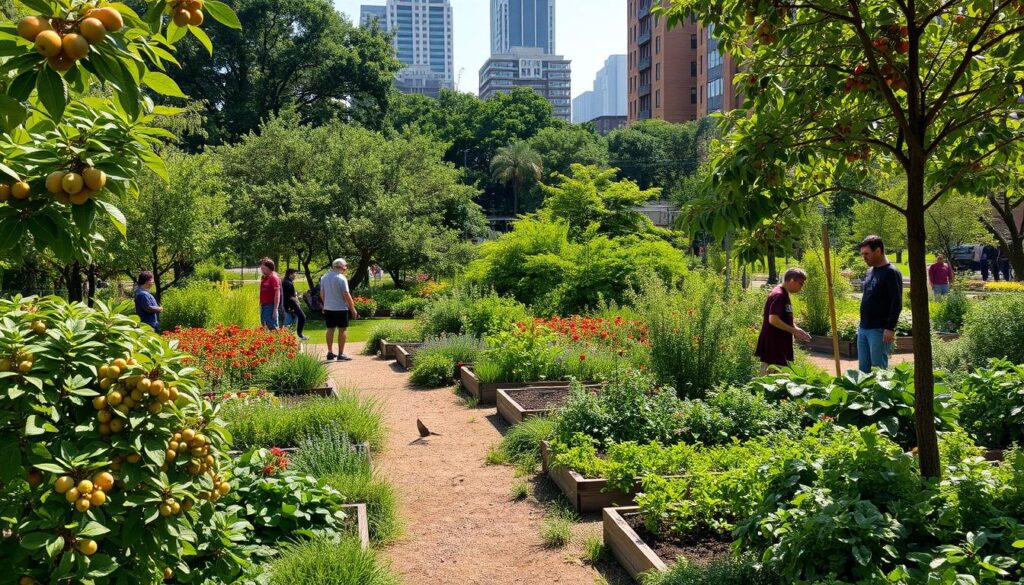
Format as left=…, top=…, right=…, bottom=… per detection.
left=625, top=514, right=732, bottom=567
left=508, top=386, right=571, bottom=411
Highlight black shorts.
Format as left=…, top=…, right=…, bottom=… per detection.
left=323, top=310, right=350, bottom=329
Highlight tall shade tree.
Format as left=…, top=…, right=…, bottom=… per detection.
left=664, top=0, right=1024, bottom=477
left=491, top=141, right=544, bottom=216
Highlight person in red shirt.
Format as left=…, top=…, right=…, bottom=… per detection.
left=258, top=258, right=282, bottom=330
left=755, top=268, right=812, bottom=375
left=927, top=254, right=954, bottom=296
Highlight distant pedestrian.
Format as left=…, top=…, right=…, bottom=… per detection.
left=754, top=268, right=811, bottom=375
left=258, top=258, right=282, bottom=330
left=857, top=235, right=903, bottom=373
left=983, top=244, right=999, bottom=281
left=997, top=246, right=1012, bottom=281
left=320, top=258, right=359, bottom=361
left=133, top=271, right=163, bottom=333
left=928, top=254, right=954, bottom=296
left=282, top=269, right=308, bottom=340
left=972, top=244, right=984, bottom=277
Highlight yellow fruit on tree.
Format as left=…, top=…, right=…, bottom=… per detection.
left=126, top=453, right=141, bottom=464
left=77, top=479, right=93, bottom=494
left=189, top=10, right=204, bottom=26
left=109, top=419, right=124, bottom=433
left=89, top=490, right=106, bottom=506
left=19, top=576, right=34, bottom=585
left=56, top=191, right=72, bottom=205
left=61, top=173, right=84, bottom=195
left=12, top=182, right=30, bottom=200
left=79, top=18, right=107, bottom=43
left=34, top=30, right=62, bottom=58
left=98, top=365, right=110, bottom=378
left=95, top=7, right=124, bottom=32
left=130, top=389, right=144, bottom=401
left=100, top=378, right=113, bottom=390
left=181, top=429, right=196, bottom=443
left=149, top=402, right=163, bottom=415
left=113, top=358, right=127, bottom=369
left=170, top=501, right=181, bottom=514
left=70, top=189, right=92, bottom=205
left=0, top=184, right=9, bottom=201
left=172, top=8, right=191, bottom=26
left=217, top=482, right=231, bottom=495
left=17, top=16, right=52, bottom=41
left=77, top=538, right=98, bottom=555
left=65, top=487, right=80, bottom=502
left=106, top=390, right=123, bottom=406
left=159, top=503, right=173, bottom=517
left=54, top=475, right=75, bottom=494
left=30, top=320, right=46, bottom=335
left=93, top=395, right=107, bottom=410
left=47, top=54, right=75, bottom=72
left=61, top=34, right=90, bottom=61
left=98, top=422, right=111, bottom=435
left=122, top=396, right=136, bottom=409
left=181, top=499, right=194, bottom=512
left=97, top=410, right=112, bottom=423
left=75, top=497, right=91, bottom=512
left=82, top=167, right=107, bottom=190
left=45, top=171, right=67, bottom=194
left=168, top=386, right=180, bottom=401
left=93, top=471, right=114, bottom=491
left=18, top=360, right=32, bottom=373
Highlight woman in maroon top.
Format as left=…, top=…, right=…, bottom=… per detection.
left=755, top=268, right=812, bottom=374
left=258, top=258, right=282, bottom=330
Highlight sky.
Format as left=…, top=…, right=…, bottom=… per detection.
left=332, top=0, right=627, bottom=98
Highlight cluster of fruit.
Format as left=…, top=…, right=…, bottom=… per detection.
left=755, top=21, right=776, bottom=44
left=0, top=349, right=35, bottom=374
left=46, top=167, right=108, bottom=205
left=0, top=180, right=32, bottom=202
left=53, top=471, right=115, bottom=516
left=18, top=8, right=124, bottom=73
left=844, top=144, right=872, bottom=162
left=92, top=358, right=178, bottom=435
left=166, top=428, right=217, bottom=477
left=872, top=24, right=911, bottom=54
left=201, top=473, right=232, bottom=502
left=158, top=494, right=193, bottom=517
left=171, top=0, right=206, bottom=26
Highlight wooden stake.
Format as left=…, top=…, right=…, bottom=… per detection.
left=821, top=223, right=842, bottom=376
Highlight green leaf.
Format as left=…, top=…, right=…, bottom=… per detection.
left=18, top=0, right=55, bottom=14
left=20, top=531, right=53, bottom=550
left=45, top=535, right=65, bottom=559
left=86, top=554, right=119, bottom=578
left=190, top=24, right=213, bottom=56
left=0, top=447, right=20, bottom=482
left=72, top=199, right=98, bottom=231
left=143, top=71, right=187, bottom=98
left=0, top=162, right=19, bottom=181
left=139, top=148, right=168, bottom=180
left=1013, top=540, right=1024, bottom=549
left=95, top=200, right=127, bottom=237
left=36, top=66, right=68, bottom=121
left=8, top=69, right=37, bottom=101
left=204, top=1, right=242, bottom=29
left=79, top=522, right=111, bottom=538
left=25, top=414, right=52, bottom=436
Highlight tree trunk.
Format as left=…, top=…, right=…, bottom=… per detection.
left=86, top=264, right=97, bottom=308
left=766, top=250, right=779, bottom=285
left=67, top=262, right=83, bottom=303
left=348, top=252, right=373, bottom=291
left=151, top=246, right=163, bottom=302
left=389, top=269, right=402, bottom=288
left=906, top=160, right=940, bottom=479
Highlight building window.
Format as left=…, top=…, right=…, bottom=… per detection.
left=655, top=89, right=660, bottom=108
left=691, top=33, right=697, bottom=49
left=690, top=61, right=697, bottom=77
left=690, top=87, right=697, bottom=104
left=655, top=63, right=660, bottom=81
left=655, top=36, right=661, bottom=54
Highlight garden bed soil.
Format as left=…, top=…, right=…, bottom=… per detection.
left=539, top=441, right=639, bottom=513
left=340, top=503, right=370, bottom=551
left=394, top=343, right=423, bottom=370
left=458, top=365, right=584, bottom=405
left=604, top=506, right=731, bottom=580
left=496, top=385, right=597, bottom=425
left=803, top=332, right=960, bottom=357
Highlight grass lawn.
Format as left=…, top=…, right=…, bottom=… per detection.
left=298, top=317, right=414, bottom=343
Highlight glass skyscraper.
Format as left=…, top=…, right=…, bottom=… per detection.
left=490, top=0, right=556, bottom=55
left=360, top=0, right=454, bottom=98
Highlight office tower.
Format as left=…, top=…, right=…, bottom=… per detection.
left=360, top=0, right=455, bottom=98
left=491, top=0, right=556, bottom=55
left=479, top=48, right=572, bottom=121
left=572, top=54, right=627, bottom=128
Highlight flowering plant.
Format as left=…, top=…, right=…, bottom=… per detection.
left=524, top=315, right=649, bottom=351
left=414, top=280, right=448, bottom=298
left=352, top=296, right=378, bottom=316
left=165, top=326, right=299, bottom=391
left=208, top=387, right=279, bottom=407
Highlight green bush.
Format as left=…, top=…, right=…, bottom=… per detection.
left=473, top=326, right=625, bottom=384
left=416, top=294, right=467, bottom=337
left=800, top=249, right=854, bottom=336
left=677, top=386, right=808, bottom=446
left=221, top=394, right=385, bottom=450
left=196, top=262, right=228, bottom=283
left=291, top=422, right=370, bottom=478
left=493, top=416, right=556, bottom=472
left=362, top=322, right=420, bottom=355
left=638, top=272, right=761, bottom=399
left=957, top=360, right=1024, bottom=449
left=268, top=537, right=399, bottom=585
left=642, top=556, right=776, bottom=585
left=960, top=293, right=1024, bottom=366
left=369, top=288, right=411, bottom=313
left=409, top=352, right=459, bottom=388
left=321, top=473, right=401, bottom=543
left=933, top=288, right=969, bottom=333
left=461, top=294, right=530, bottom=337
left=255, top=353, right=329, bottom=393
left=161, top=282, right=218, bottom=330
left=214, top=283, right=261, bottom=328
left=390, top=296, right=429, bottom=318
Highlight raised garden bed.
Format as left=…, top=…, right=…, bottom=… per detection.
left=203, top=376, right=337, bottom=401
left=341, top=503, right=370, bottom=551
left=497, top=385, right=587, bottom=425
left=228, top=441, right=373, bottom=469
left=458, top=365, right=582, bottom=405
left=394, top=343, right=423, bottom=370
left=540, top=441, right=638, bottom=513
left=603, top=506, right=731, bottom=580
left=802, top=333, right=961, bottom=357
left=379, top=340, right=400, bottom=360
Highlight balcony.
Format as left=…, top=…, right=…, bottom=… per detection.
left=637, top=0, right=652, bottom=19
left=638, top=28, right=651, bottom=45
left=638, top=56, right=651, bottom=71
left=638, top=83, right=651, bottom=97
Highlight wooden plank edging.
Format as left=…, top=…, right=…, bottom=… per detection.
left=340, top=503, right=370, bottom=551
left=603, top=506, right=669, bottom=579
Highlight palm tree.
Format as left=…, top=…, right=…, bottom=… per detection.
left=490, top=141, right=543, bottom=216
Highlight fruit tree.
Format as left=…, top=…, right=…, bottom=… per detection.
left=662, top=0, right=1024, bottom=477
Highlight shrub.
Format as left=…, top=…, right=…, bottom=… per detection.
left=161, top=282, right=218, bottom=329
left=959, top=293, right=1024, bottom=366
left=221, top=394, right=385, bottom=450
left=932, top=288, right=969, bottom=333
left=461, top=294, right=530, bottom=337
left=416, top=295, right=467, bottom=337
left=321, top=473, right=400, bottom=543
left=677, top=386, right=808, bottom=446
left=957, top=360, right=1024, bottom=449
left=638, top=272, right=761, bottom=399
left=0, top=296, right=236, bottom=582
left=291, top=422, right=370, bottom=478
left=410, top=335, right=483, bottom=387
left=642, top=556, right=777, bottom=585
left=196, top=262, right=228, bottom=283
left=800, top=249, right=855, bottom=336
left=553, top=370, right=683, bottom=449
left=255, top=353, right=330, bottom=393
left=268, top=537, right=399, bottom=585
left=369, top=288, right=411, bottom=313
left=352, top=296, right=378, bottom=316
left=493, top=416, right=556, bottom=471
left=409, top=352, right=459, bottom=388
left=390, top=296, right=429, bottom=318
left=362, top=323, right=420, bottom=355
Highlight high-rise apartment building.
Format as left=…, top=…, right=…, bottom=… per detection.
left=491, top=0, right=556, bottom=55
left=360, top=0, right=454, bottom=98
left=627, top=0, right=739, bottom=122
left=572, top=54, right=627, bottom=124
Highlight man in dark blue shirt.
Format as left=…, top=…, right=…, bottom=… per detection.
left=134, top=271, right=163, bottom=333
left=857, top=235, right=903, bottom=372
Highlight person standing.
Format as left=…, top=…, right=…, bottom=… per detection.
left=983, top=244, right=999, bottom=281
left=320, top=258, right=359, bottom=361
left=997, top=246, right=1012, bottom=281
left=927, top=254, right=954, bottom=296
left=133, top=271, right=163, bottom=333
left=754, top=268, right=811, bottom=374
left=258, top=258, right=282, bottom=330
left=282, top=269, right=308, bottom=340
left=857, top=235, right=903, bottom=373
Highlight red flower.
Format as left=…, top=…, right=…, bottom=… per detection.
left=270, top=447, right=286, bottom=457
left=579, top=354, right=587, bottom=361
left=262, top=465, right=277, bottom=476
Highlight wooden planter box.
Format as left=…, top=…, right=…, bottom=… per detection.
left=204, top=377, right=337, bottom=401
left=603, top=506, right=668, bottom=579
left=228, top=441, right=372, bottom=469
left=800, top=334, right=858, bottom=357
left=394, top=343, right=423, bottom=370
left=458, top=365, right=581, bottom=405
left=540, top=441, right=638, bottom=513
left=497, top=385, right=588, bottom=425
left=379, top=340, right=401, bottom=360
left=341, top=503, right=370, bottom=550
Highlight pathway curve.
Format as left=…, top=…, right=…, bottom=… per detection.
left=320, top=342, right=621, bottom=585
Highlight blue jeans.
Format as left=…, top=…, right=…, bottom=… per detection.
left=857, top=327, right=892, bottom=373
left=932, top=283, right=950, bottom=296
left=260, top=304, right=279, bottom=330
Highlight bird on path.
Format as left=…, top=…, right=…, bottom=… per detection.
left=417, top=418, right=442, bottom=438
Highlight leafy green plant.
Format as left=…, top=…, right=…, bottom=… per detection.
left=213, top=282, right=261, bottom=329
left=161, top=282, right=218, bottom=330
left=799, top=251, right=854, bottom=337
left=390, top=297, right=429, bottom=319
left=676, top=386, right=809, bottom=446
left=540, top=502, right=577, bottom=548
left=416, top=294, right=467, bottom=338
left=362, top=323, right=420, bottom=355
left=409, top=334, right=483, bottom=387
left=475, top=325, right=563, bottom=383
left=291, top=423, right=370, bottom=478
left=461, top=294, right=530, bottom=337
left=583, top=534, right=606, bottom=564
left=409, top=352, right=459, bottom=388
left=959, top=294, right=1024, bottom=367
left=957, top=360, right=1024, bottom=449
left=255, top=353, right=329, bottom=393
left=368, top=289, right=411, bottom=314
left=221, top=394, right=385, bottom=450
left=268, top=537, right=399, bottom=585
left=642, top=556, right=777, bottom=585
left=493, top=416, right=555, bottom=472
left=195, top=263, right=228, bottom=283
left=321, top=472, right=401, bottom=543
left=933, top=288, right=969, bottom=334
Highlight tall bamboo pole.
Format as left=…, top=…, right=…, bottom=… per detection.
left=821, top=223, right=842, bottom=376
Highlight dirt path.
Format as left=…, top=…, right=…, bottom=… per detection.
left=319, top=342, right=624, bottom=585
left=805, top=350, right=913, bottom=373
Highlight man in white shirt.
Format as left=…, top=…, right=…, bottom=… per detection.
left=319, top=258, right=359, bottom=361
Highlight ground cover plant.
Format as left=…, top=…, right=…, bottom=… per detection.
left=267, top=537, right=398, bottom=585
left=362, top=322, right=421, bottom=356
left=409, top=334, right=484, bottom=388
left=957, top=359, right=1024, bottom=450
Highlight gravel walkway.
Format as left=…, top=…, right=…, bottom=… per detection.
left=318, top=342, right=626, bottom=585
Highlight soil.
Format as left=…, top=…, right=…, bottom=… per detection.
left=316, top=342, right=631, bottom=585
left=623, top=512, right=732, bottom=568
left=505, top=386, right=572, bottom=412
